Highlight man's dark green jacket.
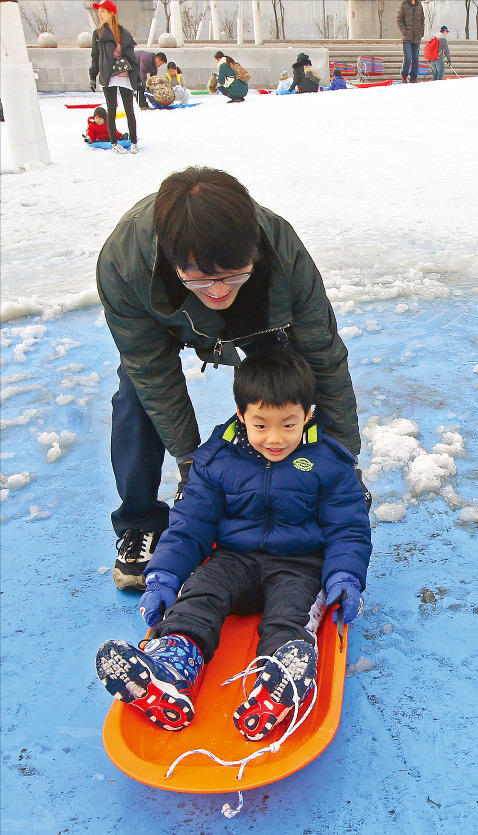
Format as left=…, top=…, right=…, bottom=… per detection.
left=96, top=195, right=361, bottom=459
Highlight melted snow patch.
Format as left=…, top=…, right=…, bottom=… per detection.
left=37, top=430, right=76, bottom=462
left=60, top=372, right=100, bottom=390
left=27, top=505, right=52, bottom=521
left=1, top=408, right=38, bottom=429
left=54, top=338, right=81, bottom=358
left=406, top=452, right=456, bottom=496
left=374, top=502, right=407, bottom=522
left=362, top=417, right=421, bottom=481
left=459, top=506, right=478, bottom=523
left=9, top=324, right=46, bottom=362
left=2, top=472, right=32, bottom=491
left=339, top=326, right=362, bottom=339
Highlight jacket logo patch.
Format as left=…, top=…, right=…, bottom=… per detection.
left=293, top=457, right=314, bottom=472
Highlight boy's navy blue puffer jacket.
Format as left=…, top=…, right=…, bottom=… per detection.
left=145, top=418, right=372, bottom=590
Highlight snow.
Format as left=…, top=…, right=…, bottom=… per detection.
left=1, top=80, right=478, bottom=834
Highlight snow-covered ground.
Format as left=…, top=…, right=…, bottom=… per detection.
left=1, top=80, right=477, bottom=834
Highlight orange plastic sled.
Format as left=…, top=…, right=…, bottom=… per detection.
left=102, top=610, right=348, bottom=794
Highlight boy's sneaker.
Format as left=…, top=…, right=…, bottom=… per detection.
left=130, top=143, right=138, bottom=154
left=96, top=634, right=204, bottom=730
left=112, top=143, right=127, bottom=154
left=233, top=639, right=317, bottom=742
left=401, top=75, right=408, bottom=83
left=113, top=530, right=160, bottom=590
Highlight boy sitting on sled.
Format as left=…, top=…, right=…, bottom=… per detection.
left=96, top=349, right=372, bottom=741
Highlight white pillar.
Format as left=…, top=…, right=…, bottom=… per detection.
left=196, top=0, right=208, bottom=40
left=210, top=1, right=220, bottom=40
left=169, top=0, right=184, bottom=46
left=237, top=0, right=244, bottom=44
left=0, top=0, right=51, bottom=169
left=251, top=0, right=263, bottom=45
left=147, top=0, right=162, bottom=48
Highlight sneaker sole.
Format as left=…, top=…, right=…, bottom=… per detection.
left=96, top=640, right=194, bottom=730
left=233, top=683, right=292, bottom=741
left=113, top=567, right=146, bottom=591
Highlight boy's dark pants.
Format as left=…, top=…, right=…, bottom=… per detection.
left=157, top=549, right=324, bottom=663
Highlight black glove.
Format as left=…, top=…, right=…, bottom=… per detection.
left=82, top=134, right=92, bottom=144
left=174, top=460, right=192, bottom=504
left=355, top=468, right=372, bottom=512
left=119, top=132, right=129, bottom=140
left=90, top=81, right=96, bottom=92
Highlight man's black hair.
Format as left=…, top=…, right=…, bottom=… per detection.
left=155, top=52, right=167, bottom=62
left=154, top=166, right=260, bottom=275
left=233, top=348, right=316, bottom=417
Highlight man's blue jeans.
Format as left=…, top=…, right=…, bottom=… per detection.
left=111, top=364, right=170, bottom=537
left=401, top=41, right=420, bottom=80
left=430, top=57, right=445, bottom=80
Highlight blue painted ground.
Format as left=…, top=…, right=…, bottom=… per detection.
left=1, top=295, right=477, bottom=834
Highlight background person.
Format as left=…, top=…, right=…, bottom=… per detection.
left=89, top=0, right=140, bottom=154
left=397, top=0, right=425, bottom=84
left=214, top=51, right=248, bottom=103
left=96, top=166, right=365, bottom=591
left=276, top=69, right=294, bottom=94
left=134, top=50, right=166, bottom=109
left=83, top=105, right=125, bottom=144
left=431, top=26, right=451, bottom=80
left=166, top=62, right=191, bottom=105
left=329, top=69, right=347, bottom=90
left=289, top=53, right=319, bottom=93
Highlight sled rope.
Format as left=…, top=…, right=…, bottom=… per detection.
left=163, top=654, right=318, bottom=819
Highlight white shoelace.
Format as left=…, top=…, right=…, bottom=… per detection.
left=163, top=653, right=317, bottom=818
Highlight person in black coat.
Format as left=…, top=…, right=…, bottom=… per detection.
left=89, top=0, right=140, bottom=153
left=289, top=52, right=320, bottom=94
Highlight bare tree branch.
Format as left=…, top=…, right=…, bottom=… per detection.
left=20, top=1, right=54, bottom=36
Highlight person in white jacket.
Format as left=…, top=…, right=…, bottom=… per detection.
left=431, top=26, right=451, bottom=81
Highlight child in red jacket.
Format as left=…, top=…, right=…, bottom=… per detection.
left=84, top=106, right=126, bottom=144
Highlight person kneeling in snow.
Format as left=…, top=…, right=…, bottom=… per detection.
left=96, top=349, right=372, bottom=742
left=166, top=62, right=191, bottom=105
left=83, top=106, right=128, bottom=144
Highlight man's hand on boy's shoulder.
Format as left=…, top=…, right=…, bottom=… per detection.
left=355, top=466, right=372, bottom=512
left=139, top=569, right=181, bottom=626
left=325, top=571, right=363, bottom=625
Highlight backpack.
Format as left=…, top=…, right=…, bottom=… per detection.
left=232, top=62, right=250, bottom=83
left=304, top=65, right=321, bottom=87
left=424, top=37, right=440, bottom=61
left=146, top=75, right=175, bottom=105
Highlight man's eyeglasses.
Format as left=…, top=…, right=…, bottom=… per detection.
left=176, top=269, right=252, bottom=289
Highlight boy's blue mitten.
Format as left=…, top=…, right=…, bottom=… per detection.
left=139, top=570, right=181, bottom=627
left=325, top=571, right=363, bottom=625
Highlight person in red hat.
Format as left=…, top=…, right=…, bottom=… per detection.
left=89, top=0, right=140, bottom=154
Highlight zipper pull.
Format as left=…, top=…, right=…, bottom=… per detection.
left=265, top=460, right=271, bottom=468
left=213, top=339, right=222, bottom=369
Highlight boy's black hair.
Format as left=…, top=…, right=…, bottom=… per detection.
left=154, top=166, right=260, bottom=275
left=233, top=348, right=316, bottom=417
left=94, top=106, right=107, bottom=120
